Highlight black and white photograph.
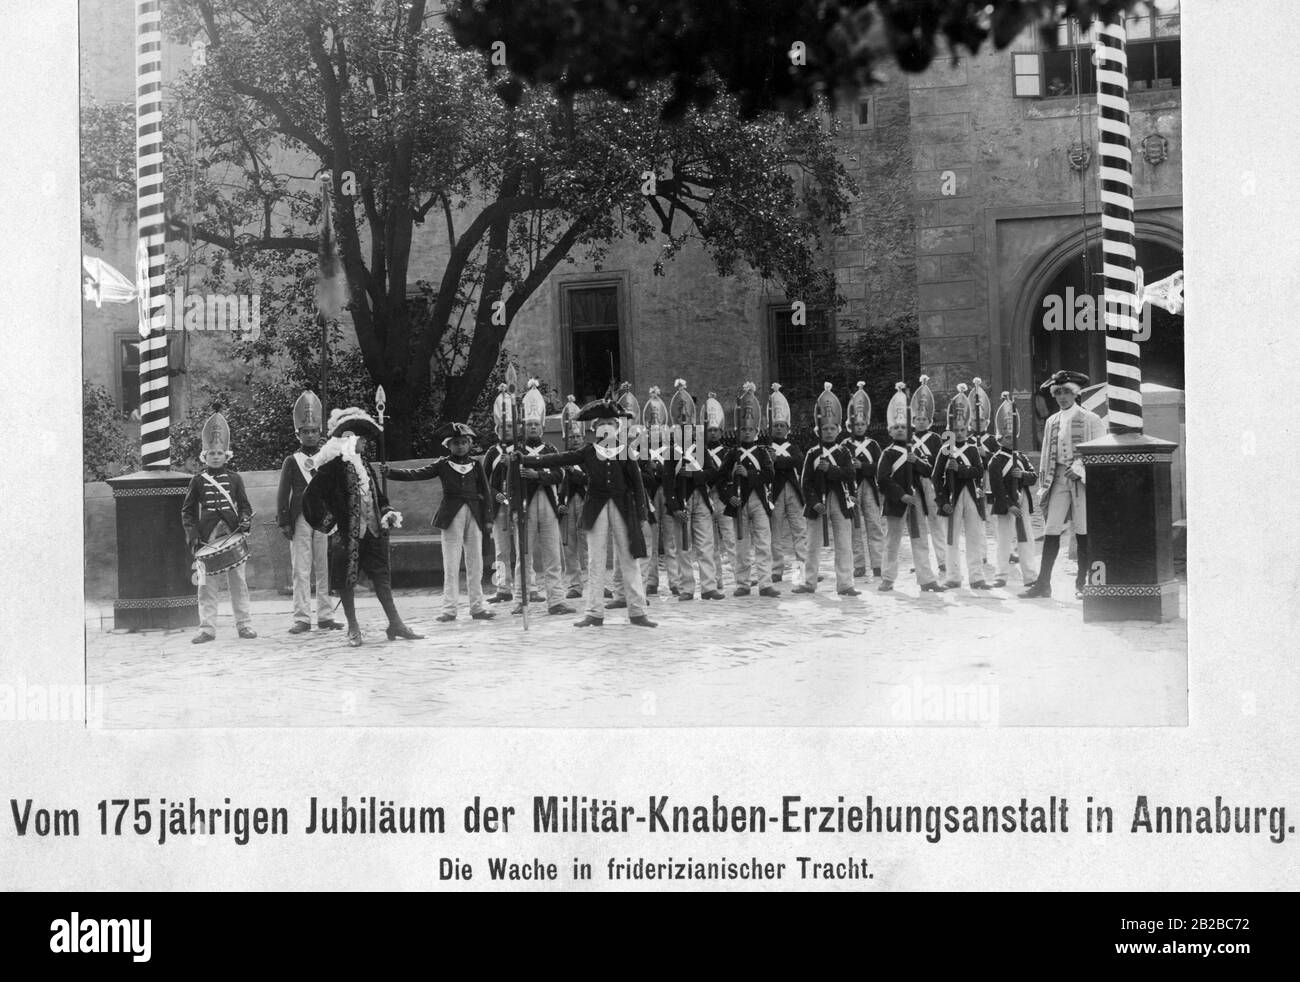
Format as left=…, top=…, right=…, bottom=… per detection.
left=77, top=0, right=1188, bottom=729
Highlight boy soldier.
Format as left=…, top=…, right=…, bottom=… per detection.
left=277, top=391, right=341, bottom=634
left=971, top=377, right=999, bottom=577
left=384, top=423, right=497, bottom=622
left=302, top=408, right=423, bottom=646
left=609, top=384, right=658, bottom=609
left=1022, top=369, right=1104, bottom=599
left=765, top=382, right=807, bottom=584
left=722, top=381, right=780, bottom=598
left=794, top=383, right=860, bottom=597
left=911, top=376, right=948, bottom=576
left=492, top=379, right=571, bottom=616
left=642, top=385, right=679, bottom=595
left=530, top=401, right=657, bottom=627
left=666, top=380, right=723, bottom=601
left=700, top=391, right=736, bottom=588
left=876, top=384, right=944, bottom=593
left=842, top=380, right=885, bottom=580
left=557, top=394, right=588, bottom=600
left=988, top=391, right=1040, bottom=590
left=934, top=384, right=992, bottom=591
left=181, top=411, right=256, bottom=644
left=482, top=384, right=516, bottom=604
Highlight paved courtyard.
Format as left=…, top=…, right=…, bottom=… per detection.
left=86, top=537, right=1187, bottom=728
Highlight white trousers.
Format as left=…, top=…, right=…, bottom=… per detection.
left=491, top=509, right=514, bottom=593
left=733, top=495, right=773, bottom=590
left=1043, top=464, right=1088, bottom=535
left=883, top=507, right=937, bottom=585
left=675, top=491, right=718, bottom=596
left=919, top=477, right=946, bottom=571
left=709, top=488, right=737, bottom=587
left=561, top=491, right=587, bottom=592
left=769, top=483, right=808, bottom=580
left=585, top=502, right=645, bottom=618
left=851, top=481, right=885, bottom=572
left=291, top=513, right=332, bottom=623
left=995, top=490, right=1040, bottom=582
left=513, top=494, right=564, bottom=606
left=441, top=504, right=487, bottom=616
left=944, top=491, right=986, bottom=586
left=804, top=497, right=855, bottom=593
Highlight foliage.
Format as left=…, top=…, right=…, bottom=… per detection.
left=448, top=0, right=1156, bottom=120
left=136, top=0, right=853, bottom=453
left=83, top=381, right=139, bottom=481
left=79, top=98, right=136, bottom=249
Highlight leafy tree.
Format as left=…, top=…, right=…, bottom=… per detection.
left=145, top=0, right=852, bottom=456
left=448, top=0, right=1154, bottom=120
left=83, top=381, right=140, bottom=481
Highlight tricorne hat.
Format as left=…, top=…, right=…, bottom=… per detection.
left=814, top=381, right=842, bottom=430
left=886, top=382, right=909, bottom=429
left=847, top=380, right=872, bottom=430
left=326, top=406, right=382, bottom=440
left=292, top=391, right=323, bottom=431
left=1040, top=369, right=1090, bottom=395
left=766, top=382, right=791, bottom=428
left=576, top=399, right=633, bottom=422
left=910, top=375, right=935, bottom=425
left=522, top=378, right=547, bottom=425
left=435, top=421, right=477, bottom=448
left=734, top=381, right=762, bottom=432
left=200, top=411, right=231, bottom=454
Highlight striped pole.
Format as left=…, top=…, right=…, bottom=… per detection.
left=1094, top=16, right=1142, bottom=434
left=136, top=0, right=170, bottom=467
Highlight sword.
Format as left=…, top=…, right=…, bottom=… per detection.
left=374, top=385, right=388, bottom=498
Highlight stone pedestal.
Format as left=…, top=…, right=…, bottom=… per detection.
left=1077, top=433, right=1180, bottom=622
left=106, top=470, right=199, bottom=630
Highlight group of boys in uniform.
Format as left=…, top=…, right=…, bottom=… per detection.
left=184, top=367, right=1102, bottom=644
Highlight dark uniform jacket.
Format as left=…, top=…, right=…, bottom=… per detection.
left=840, top=433, right=883, bottom=506
left=387, top=455, right=492, bottom=532
left=531, top=444, right=650, bottom=557
left=482, top=442, right=513, bottom=522
left=799, top=441, right=856, bottom=519
left=987, top=448, right=1038, bottom=516
left=876, top=440, right=923, bottom=520
left=720, top=441, right=775, bottom=516
left=181, top=467, right=253, bottom=549
left=276, top=450, right=316, bottom=531
left=767, top=437, right=804, bottom=505
left=665, top=436, right=718, bottom=515
left=932, top=440, right=986, bottom=518
left=489, top=438, right=563, bottom=516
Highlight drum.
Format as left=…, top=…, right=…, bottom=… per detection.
left=192, top=533, right=250, bottom=582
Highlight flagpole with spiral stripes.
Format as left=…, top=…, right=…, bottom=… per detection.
left=1094, top=16, right=1142, bottom=434
left=136, top=0, right=170, bottom=467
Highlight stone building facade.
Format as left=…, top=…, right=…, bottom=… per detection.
left=81, top=2, right=1181, bottom=448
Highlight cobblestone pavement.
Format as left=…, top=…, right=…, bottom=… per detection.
left=86, top=530, right=1187, bottom=728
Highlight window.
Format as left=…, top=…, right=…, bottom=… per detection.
left=562, top=283, right=623, bottom=405
left=1013, top=1, right=1180, bottom=98
left=116, top=334, right=175, bottom=414
left=854, top=96, right=875, bottom=128
left=769, top=304, right=833, bottom=396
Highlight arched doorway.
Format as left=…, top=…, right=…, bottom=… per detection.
left=1029, top=237, right=1184, bottom=397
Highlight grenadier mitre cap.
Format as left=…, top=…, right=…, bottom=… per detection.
left=814, top=381, right=842, bottom=429
left=734, top=381, right=761, bottom=431
left=910, top=375, right=935, bottom=424
left=947, top=383, right=972, bottom=431
left=615, top=381, right=640, bottom=422
left=994, top=391, right=1018, bottom=441
left=668, top=378, right=696, bottom=427
left=1040, top=369, right=1090, bottom=394
left=847, top=380, right=872, bottom=429
left=561, top=394, right=583, bottom=439
left=522, top=378, right=547, bottom=424
left=886, top=382, right=909, bottom=429
left=200, top=411, right=231, bottom=453
left=699, top=391, right=725, bottom=429
left=292, top=391, right=323, bottom=431
left=492, top=383, right=515, bottom=434
left=642, top=385, right=669, bottom=428
left=766, top=382, right=791, bottom=427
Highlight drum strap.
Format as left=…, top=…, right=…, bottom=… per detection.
left=201, top=473, right=239, bottom=524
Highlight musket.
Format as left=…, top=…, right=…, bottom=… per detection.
left=1006, top=390, right=1029, bottom=544
left=375, top=385, right=388, bottom=497
left=730, top=450, right=746, bottom=542
left=903, top=383, right=921, bottom=541
left=505, top=365, right=529, bottom=630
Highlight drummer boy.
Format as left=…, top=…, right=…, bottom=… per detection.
left=180, top=411, right=257, bottom=644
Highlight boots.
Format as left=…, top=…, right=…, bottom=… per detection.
left=1021, top=535, right=1058, bottom=598
left=1074, top=534, right=1089, bottom=596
